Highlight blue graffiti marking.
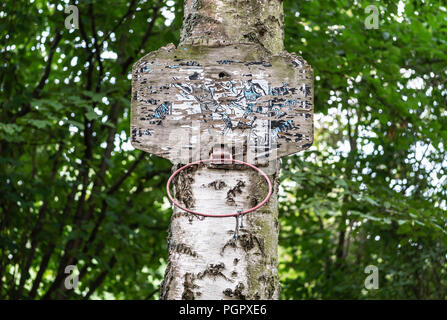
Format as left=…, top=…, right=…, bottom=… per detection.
left=154, top=103, right=171, bottom=119
left=243, top=81, right=265, bottom=101
left=271, top=120, right=294, bottom=136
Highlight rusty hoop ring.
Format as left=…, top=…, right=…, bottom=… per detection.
left=166, top=159, right=273, bottom=218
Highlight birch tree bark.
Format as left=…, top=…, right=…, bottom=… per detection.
left=159, top=0, right=285, bottom=300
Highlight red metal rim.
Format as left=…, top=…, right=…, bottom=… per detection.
left=166, top=159, right=273, bottom=218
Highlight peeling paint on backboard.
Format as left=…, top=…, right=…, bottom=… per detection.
left=131, top=43, right=313, bottom=166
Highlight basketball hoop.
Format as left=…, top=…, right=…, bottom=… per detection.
left=166, top=155, right=273, bottom=218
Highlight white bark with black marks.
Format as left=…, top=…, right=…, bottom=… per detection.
left=129, top=0, right=313, bottom=300
left=160, top=162, right=280, bottom=300
left=181, top=0, right=285, bottom=55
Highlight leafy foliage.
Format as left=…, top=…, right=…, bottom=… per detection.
left=280, top=0, right=447, bottom=299
left=0, top=0, right=182, bottom=299
left=0, top=0, right=446, bottom=299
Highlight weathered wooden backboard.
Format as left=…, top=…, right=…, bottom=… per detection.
left=131, top=43, right=313, bottom=164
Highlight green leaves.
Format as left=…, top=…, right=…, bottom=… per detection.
left=1, top=0, right=446, bottom=301
left=32, top=99, right=65, bottom=111
left=280, top=0, right=447, bottom=299
left=85, top=110, right=100, bottom=121
left=0, top=0, right=182, bottom=300
left=66, top=119, right=84, bottom=130
left=22, top=119, right=53, bottom=129
left=0, top=123, right=23, bottom=135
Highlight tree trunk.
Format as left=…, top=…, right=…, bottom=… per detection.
left=161, top=161, right=280, bottom=300
left=159, top=0, right=285, bottom=300
left=180, top=0, right=284, bottom=55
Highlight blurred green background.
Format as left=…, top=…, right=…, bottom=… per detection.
left=0, top=0, right=446, bottom=299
